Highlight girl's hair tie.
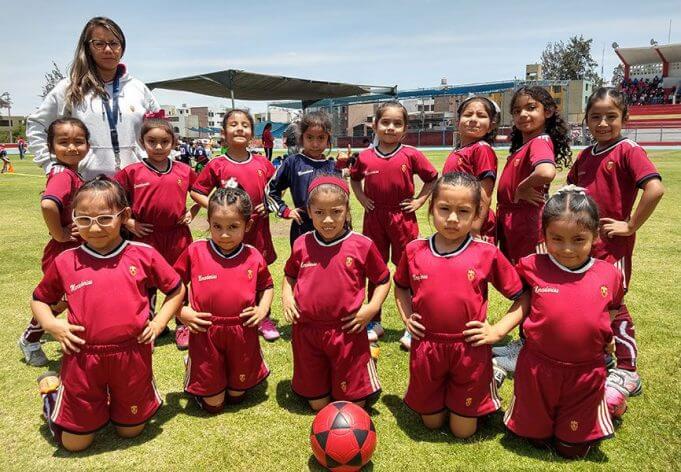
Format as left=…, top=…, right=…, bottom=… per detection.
left=308, top=176, right=349, bottom=195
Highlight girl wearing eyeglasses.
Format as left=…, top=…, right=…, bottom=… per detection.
left=27, top=17, right=160, bottom=179
left=31, top=176, right=185, bottom=452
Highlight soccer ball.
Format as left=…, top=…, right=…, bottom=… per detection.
left=310, top=401, right=376, bottom=471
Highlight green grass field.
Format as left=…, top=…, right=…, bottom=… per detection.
left=1, top=151, right=680, bottom=471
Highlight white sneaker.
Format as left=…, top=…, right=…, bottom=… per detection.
left=399, top=330, right=412, bottom=351
left=492, top=338, right=524, bottom=357
left=607, top=368, right=643, bottom=397
left=493, top=364, right=508, bottom=389
left=18, top=337, right=48, bottom=367
left=367, top=321, right=384, bottom=342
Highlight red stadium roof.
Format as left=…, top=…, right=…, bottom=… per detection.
left=615, top=43, right=681, bottom=65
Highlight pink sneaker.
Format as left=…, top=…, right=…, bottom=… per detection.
left=258, top=318, right=280, bottom=342
left=605, top=385, right=628, bottom=419
left=175, top=325, right=190, bottom=350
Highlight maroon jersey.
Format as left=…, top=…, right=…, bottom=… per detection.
left=497, top=134, right=555, bottom=208
left=442, top=140, right=498, bottom=180
left=174, top=240, right=273, bottom=319
left=114, top=159, right=196, bottom=230
left=350, top=145, right=438, bottom=207
left=33, top=241, right=181, bottom=345
left=567, top=138, right=661, bottom=260
left=394, top=236, right=523, bottom=336
left=192, top=153, right=275, bottom=209
left=517, top=253, right=624, bottom=364
left=42, top=165, right=83, bottom=231
left=284, top=231, right=390, bottom=324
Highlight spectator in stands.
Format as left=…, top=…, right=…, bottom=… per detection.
left=18, top=137, right=26, bottom=160
left=283, top=121, right=300, bottom=158
left=262, top=122, right=274, bottom=161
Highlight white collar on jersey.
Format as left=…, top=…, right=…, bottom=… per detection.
left=313, top=229, right=352, bottom=247
left=142, top=158, right=173, bottom=175
left=209, top=239, right=244, bottom=259
left=81, top=239, right=129, bottom=259
left=591, top=137, right=626, bottom=156
left=547, top=253, right=595, bottom=274
left=428, top=234, right=473, bottom=258
left=373, top=144, right=403, bottom=159
left=223, top=152, right=252, bottom=164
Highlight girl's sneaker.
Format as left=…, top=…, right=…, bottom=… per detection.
left=606, top=368, right=643, bottom=397
left=605, top=385, right=628, bottom=419
left=399, top=330, right=412, bottom=351
left=18, top=337, right=48, bottom=367
left=367, top=321, right=384, bottom=342
left=492, top=338, right=524, bottom=358
left=175, top=325, right=190, bottom=350
left=258, top=318, right=281, bottom=342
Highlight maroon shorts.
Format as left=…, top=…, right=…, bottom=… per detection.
left=137, top=225, right=192, bottom=266
left=245, top=214, right=276, bottom=265
left=404, top=334, right=500, bottom=417
left=362, top=205, right=419, bottom=265
left=592, top=240, right=634, bottom=291
left=52, top=340, right=162, bottom=434
left=291, top=323, right=380, bottom=402
left=42, top=239, right=80, bottom=273
left=497, top=206, right=544, bottom=265
left=185, top=317, right=269, bottom=396
left=480, top=209, right=497, bottom=245
left=504, top=348, right=614, bottom=444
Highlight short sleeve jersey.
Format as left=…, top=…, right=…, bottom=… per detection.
left=517, top=254, right=625, bottom=364
left=394, top=236, right=523, bottom=335
left=497, top=134, right=555, bottom=208
left=174, top=240, right=273, bottom=319
left=442, top=141, right=498, bottom=181
left=33, top=241, right=181, bottom=345
left=283, top=231, right=390, bottom=323
left=42, top=165, right=84, bottom=230
left=349, top=145, right=438, bottom=206
left=114, top=159, right=196, bottom=230
left=192, top=153, right=275, bottom=209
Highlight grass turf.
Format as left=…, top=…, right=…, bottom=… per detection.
left=0, top=151, right=679, bottom=471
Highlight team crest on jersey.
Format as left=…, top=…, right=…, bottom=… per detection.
left=607, top=161, right=615, bottom=171
left=257, top=169, right=264, bottom=177
left=570, top=420, right=579, bottom=431
left=340, top=381, right=347, bottom=393
left=467, top=269, right=475, bottom=281
left=345, top=257, right=354, bottom=267
left=239, top=374, right=246, bottom=383
left=401, top=164, right=407, bottom=173
left=247, top=269, right=254, bottom=280
left=465, top=397, right=472, bottom=407
left=223, top=177, right=239, bottom=189
left=129, top=265, right=137, bottom=276
left=177, top=178, right=183, bottom=186
left=130, top=405, right=138, bottom=415
left=600, top=286, right=608, bottom=298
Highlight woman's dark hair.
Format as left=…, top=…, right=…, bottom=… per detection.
left=456, top=96, right=499, bottom=147
left=221, top=109, right=255, bottom=133
left=140, top=118, right=176, bottom=145
left=72, top=175, right=128, bottom=211
left=374, top=101, right=408, bottom=127
left=298, top=111, right=333, bottom=147
left=542, top=185, right=599, bottom=234
left=208, top=187, right=252, bottom=221
left=46, top=118, right=91, bottom=154
left=509, top=86, right=572, bottom=169
left=428, top=172, right=482, bottom=217
left=585, top=87, right=629, bottom=122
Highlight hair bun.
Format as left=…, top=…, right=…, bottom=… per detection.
left=555, top=184, right=586, bottom=196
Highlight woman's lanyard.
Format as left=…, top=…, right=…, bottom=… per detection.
left=102, top=69, right=122, bottom=171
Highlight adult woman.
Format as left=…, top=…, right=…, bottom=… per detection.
left=27, top=17, right=159, bottom=180
left=262, top=122, right=274, bottom=161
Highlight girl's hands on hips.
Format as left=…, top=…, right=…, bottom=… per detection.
left=341, top=304, right=375, bottom=333
left=54, top=224, right=78, bottom=243
left=600, top=218, right=634, bottom=238
left=46, top=318, right=85, bottom=354
left=514, top=184, right=545, bottom=207
left=287, top=208, right=304, bottom=225
left=400, top=196, right=426, bottom=213
left=125, top=218, right=154, bottom=237
left=405, top=313, right=425, bottom=340
left=463, top=320, right=503, bottom=346
left=138, top=319, right=164, bottom=344
left=179, top=306, right=213, bottom=333
left=282, top=294, right=300, bottom=324
left=254, top=203, right=268, bottom=217
left=240, top=306, right=267, bottom=327
left=358, top=196, right=375, bottom=212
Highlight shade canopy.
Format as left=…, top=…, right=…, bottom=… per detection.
left=147, top=69, right=396, bottom=105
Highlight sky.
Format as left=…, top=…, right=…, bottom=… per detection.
left=2, top=0, right=680, bottom=115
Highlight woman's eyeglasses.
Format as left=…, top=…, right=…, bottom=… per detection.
left=89, top=40, right=122, bottom=51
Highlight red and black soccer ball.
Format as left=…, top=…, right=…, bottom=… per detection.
left=310, top=401, right=377, bottom=471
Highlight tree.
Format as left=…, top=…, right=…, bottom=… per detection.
left=540, top=35, right=604, bottom=87
left=40, top=61, right=65, bottom=98
left=611, top=64, right=625, bottom=87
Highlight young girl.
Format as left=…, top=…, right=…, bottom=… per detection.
left=496, top=86, right=572, bottom=265
left=31, top=176, right=185, bottom=452
left=174, top=188, right=273, bottom=413
left=267, top=111, right=343, bottom=246
left=191, top=109, right=280, bottom=341
left=567, top=88, right=664, bottom=396
left=282, top=175, right=390, bottom=411
left=443, top=96, right=500, bottom=243
left=114, top=114, right=198, bottom=349
left=394, top=172, right=523, bottom=438
left=18, top=118, right=89, bottom=366
left=350, top=101, right=438, bottom=341
left=465, top=186, right=624, bottom=459
left=262, top=122, right=274, bottom=161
